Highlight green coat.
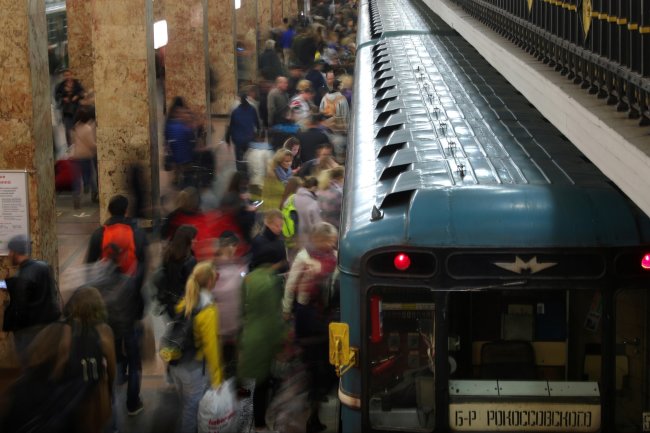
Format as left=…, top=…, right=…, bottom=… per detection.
left=237, top=267, right=286, bottom=382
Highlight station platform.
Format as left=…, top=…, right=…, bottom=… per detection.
left=0, top=117, right=339, bottom=433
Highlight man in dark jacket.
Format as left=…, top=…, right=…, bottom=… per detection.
left=249, top=209, right=288, bottom=272
left=86, top=194, right=148, bottom=416
left=296, top=114, right=332, bottom=162
left=2, top=234, right=61, bottom=359
left=259, top=39, right=285, bottom=81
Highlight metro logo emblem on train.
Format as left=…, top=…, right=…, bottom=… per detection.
left=493, top=256, right=558, bottom=274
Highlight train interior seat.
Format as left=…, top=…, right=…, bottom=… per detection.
left=583, top=344, right=629, bottom=391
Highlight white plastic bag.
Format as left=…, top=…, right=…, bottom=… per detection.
left=198, top=378, right=239, bottom=433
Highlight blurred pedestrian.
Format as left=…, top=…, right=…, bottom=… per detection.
left=168, top=262, right=224, bottom=433
left=165, top=97, right=197, bottom=189
left=259, top=39, right=285, bottom=81
left=2, top=234, right=62, bottom=360
left=261, top=149, right=294, bottom=211
left=293, top=177, right=322, bottom=250
left=249, top=209, right=287, bottom=272
left=86, top=195, right=148, bottom=417
left=211, top=231, right=246, bottom=375
left=69, top=106, right=98, bottom=209
left=237, top=251, right=287, bottom=430
left=55, top=69, right=85, bottom=147
left=282, top=222, right=339, bottom=433
left=2, top=286, right=116, bottom=433
left=226, top=93, right=260, bottom=173
left=318, top=166, right=344, bottom=230
left=154, top=225, right=198, bottom=318
left=267, top=76, right=290, bottom=127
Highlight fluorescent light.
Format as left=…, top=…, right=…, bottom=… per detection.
left=235, top=0, right=241, bottom=9
left=153, top=20, right=168, bottom=49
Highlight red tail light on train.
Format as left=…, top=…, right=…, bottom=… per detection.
left=394, top=253, right=411, bottom=271
left=642, top=253, right=650, bottom=270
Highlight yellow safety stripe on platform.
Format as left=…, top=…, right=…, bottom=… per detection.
left=598, top=13, right=608, bottom=20
left=628, top=23, right=639, bottom=30
left=568, top=5, right=577, bottom=11
left=617, top=18, right=627, bottom=25
left=640, top=26, right=650, bottom=34
left=607, top=16, right=617, bottom=22
left=591, top=11, right=600, bottom=18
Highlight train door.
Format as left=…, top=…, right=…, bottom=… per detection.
left=614, top=289, right=648, bottom=431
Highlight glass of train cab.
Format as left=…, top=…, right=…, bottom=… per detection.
left=329, top=1, right=650, bottom=432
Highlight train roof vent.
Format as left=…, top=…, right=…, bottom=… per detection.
left=372, top=57, right=391, bottom=73
left=375, top=80, right=398, bottom=99
left=375, top=88, right=399, bottom=109
left=375, top=99, right=404, bottom=123
left=379, top=163, right=410, bottom=181
left=380, top=189, right=415, bottom=209
left=368, top=0, right=384, bottom=38
left=374, top=75, right=395, bottom=89
left=375, top=112, right=406, bottom=138
left=372, top=41, right=388, bottom=54
left=377, top=129, right=412, bottom=158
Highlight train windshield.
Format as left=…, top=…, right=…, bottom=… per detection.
left=367, top=287, right=436, bottom=431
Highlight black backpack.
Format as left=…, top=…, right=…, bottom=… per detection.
left=159, top=308, right=199, bottom=365
left=2, top=322, right=104, bottom=433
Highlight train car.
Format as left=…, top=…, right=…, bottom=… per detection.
left=46, top=0, right=68, bottom=74
left=329, top=0, right=650, bottom=432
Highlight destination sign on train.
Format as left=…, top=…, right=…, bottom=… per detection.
left=449, top=402, right=601, bottom=432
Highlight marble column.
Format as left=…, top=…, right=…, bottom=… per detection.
left=92, top=0, right=159, bottom=224
left=0, top=0, right=57, bottom=366
left=258, top=0, right=272, bottom=44
left=164, top=0, right=210, bottom=119
left=208, top=0, right=237, bottom=115
left=66, top=0, right=95, bottom=92
left=153, top=0, right=165, bottom=22
left=271, top=0, right=284, bottom=27
left=236, top=0, right=258, bottom=86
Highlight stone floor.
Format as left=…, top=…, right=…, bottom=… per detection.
left=1, top=116, right=339, bottom=432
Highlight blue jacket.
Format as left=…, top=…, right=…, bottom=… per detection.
left=165, top=119, right=195, bottom=164
left=226, top=104, right=259, bottom=148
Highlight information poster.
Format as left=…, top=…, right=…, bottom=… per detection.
left=0, top=171, right=29, bottom=256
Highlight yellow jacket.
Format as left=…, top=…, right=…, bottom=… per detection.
left=176, top=296, right=224, bottom=387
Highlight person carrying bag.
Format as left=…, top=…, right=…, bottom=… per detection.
left=166, top=261, right=226, bottom=433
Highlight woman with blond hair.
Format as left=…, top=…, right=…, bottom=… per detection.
left=261, top=148, right=294, bottom=211
left=168, top=261, right=223, bottom=433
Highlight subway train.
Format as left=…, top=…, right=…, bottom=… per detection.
left=328, top=0, right=650, bottom=432
left=46, top=0, right=68, bottom=74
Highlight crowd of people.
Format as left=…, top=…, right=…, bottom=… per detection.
left=3, top=1, right=359, bottom=432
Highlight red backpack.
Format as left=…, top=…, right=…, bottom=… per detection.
left=101, top=223, right=137, bottom=275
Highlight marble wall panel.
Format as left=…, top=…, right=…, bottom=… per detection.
left=236, top=0, right=258, bottom=85
left=208, top=0, right=237, bottom=115
left=258, top=0, right=272, bottom=43
left=271, top=0, right=284, bottom=27
left=67, top=0, right=95, bottom=91
left=0, top=0, right=56, bottom=365
left=92, top=0, right=158, bottom=223
left=290, top=0, right=299, bottom=17
left=164, top=0, right=209, bottom=116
